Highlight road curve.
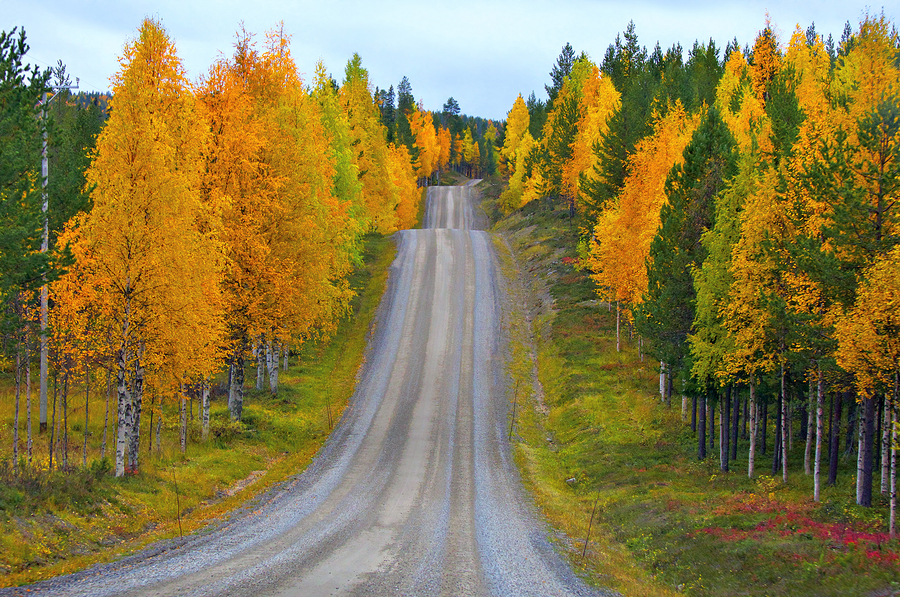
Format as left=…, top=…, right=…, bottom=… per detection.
left=10, top=182, right=603, bottom=597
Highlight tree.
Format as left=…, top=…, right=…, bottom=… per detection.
left=546, top=42, right=576, bottom=107
left=74, top=18, right=225, bottom=476
left=635, top=105, right=737, bottom=453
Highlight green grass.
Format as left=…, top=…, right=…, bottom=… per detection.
left=489, top=191, right=900, bottom=597
left=0, top=231, right=397, bottom=587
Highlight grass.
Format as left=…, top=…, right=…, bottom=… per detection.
left=487, top=189, right=900, bottom=597
left=0, top=231, right=397, bottom=588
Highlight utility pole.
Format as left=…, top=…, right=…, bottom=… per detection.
left=38, top=76, right=78, bottom=433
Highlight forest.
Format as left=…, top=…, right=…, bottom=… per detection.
left=496, top=13, right=899, bottom=531
left=0, top=18, right=496, bottom=484
left=1, top=9, right=899, bottom=593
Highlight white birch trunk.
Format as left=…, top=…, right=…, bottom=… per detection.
left=749, top=376, right=757, bottom=479
left=616, top=303, right=620, bottom=353
left=891, top=392, right=896, bottom=538
left=127, top=354, right=144, bottom=475
left=180, top=387, right=187, bottom=454
left=857, top=409, right=865, bottom=505
left=115, top=348, right=133, bottom=478
left=201, top=379, right=210, bottom=441
left=814, top=363, right=824, bottom=502
left=154, top=395, right=162, bottom=455
left=256, top=336, right=265, bottom=391
left=805, top=375, right=814, bottom=475
left=230, top=350, right=244, bottom=422
left=659, top=362, right=666, bottom=403
left=781, top=364, right=788, bottom=484
left=883, top=393, right=891, bottom=495
left=682, top=395, right=688, bottom=423
left=282, top=343, right=289, bottom=371
left=267, top=339, right=279, bottom=395
left=26, top=350, right=32, bottom=464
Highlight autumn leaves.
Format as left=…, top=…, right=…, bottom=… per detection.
left=499, top=16, right=899, bottom=511
left=54, top=20, right=421, bottom=477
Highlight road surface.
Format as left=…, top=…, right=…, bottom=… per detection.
left=12, top=182, right=603, bottom=597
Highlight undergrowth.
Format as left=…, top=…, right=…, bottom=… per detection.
left=0, top=232, right=397, bottom=587
left=489, top=189, right=899, bottom=597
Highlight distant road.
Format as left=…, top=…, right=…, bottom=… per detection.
left=13, top=181, right=603, bottom=597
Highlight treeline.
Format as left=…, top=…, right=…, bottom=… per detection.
left=498, top=15, right=900, bottom=523
left=0, top=20, right=425, bottom=479
left=375, top=82, right=502, bottom=182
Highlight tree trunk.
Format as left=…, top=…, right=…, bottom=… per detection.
left=846, top=399, right=857, bottom=457
left=749, top=376, right=757, bottom=479
left=616, top=303, right=620, bottom=353
left=761, top=399, right=768, bottom=456
left=731, top=386, right=740, bottom=461
left=805, top=375, right=814, bottom=475
left=180, top=390, right=187, bottom=454
left=114, top=347, right=133, bottom=478
left=201, top=379, right=211, bottom=441
left=154, top=394, right=162, bottom=455
left=230, top=349, right=245, bottom=422
left=883, top=392, right=891, bottom=495
left=698, top=393, right=707, bottom=460
left=256, top=336, right=265, bottom=391
left=857, top=403, right=865, bottom=504
left=858, top=395, right=876, bottom=506
left=26, top=343, right=32, bottom=464
left=659, top=361, right=666, bottom=402
left=709, top=399, right=715, bottom=452
left=62, top=371, right=69, bottom=470
left=829, top=391, right=842, bottom=486
left=682, top=395, right=688, bottom=423
left=742, top=393, right=749, bottom=440
left=49, top=373, right=58, bottom=471
left=691, top=396, right=697, bottom=433
left=891, top=370, right=897, bottom=537
left=127, top=355, right=144, bottom=475
left=101, top=368, right=111, bottom=460
left=772, top=392, right=782, bottom=477
left=13, top=343, right=21, bottom=475
left=721, top=386, right=730, bottom=472
left=83, top=367, right=89, bottom=468
left=814, top=363, right=824, bottom=502
left=267, top=339, right=279, bottom=395
left=781, top=365, right=788, bottom=484
left=283, top=343, right=289, bottom=371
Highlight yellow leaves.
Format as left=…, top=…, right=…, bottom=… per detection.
left=585, top=103, right=698, bottom=308
left=500, top=94, right=530, bottom=175
left=835, top=245, right=900, bottom=395
left=716, top=50, right=772, bottom=157
left=567, top=66, right=620, bottom=210
left=75, top=18, right=225, bottom=389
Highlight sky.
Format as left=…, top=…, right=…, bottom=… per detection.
left=5, top=0, right=896, bottom=120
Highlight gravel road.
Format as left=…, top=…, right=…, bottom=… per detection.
left=9, top=182, right=605, bottom=597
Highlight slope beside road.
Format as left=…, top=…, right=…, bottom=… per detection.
left=6, top=181, right=605, bottom=597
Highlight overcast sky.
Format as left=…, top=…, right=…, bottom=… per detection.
left=5, top=1, right=895, bottom=120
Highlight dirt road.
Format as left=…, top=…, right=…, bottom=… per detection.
left=15, top=182, right=603, bottom=597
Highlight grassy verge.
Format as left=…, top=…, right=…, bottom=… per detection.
left=0, top=232, right=396, bottom=587
left=487, top=191, right=899, bottom=597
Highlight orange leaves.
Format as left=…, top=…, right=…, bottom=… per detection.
left=566, top=65, right=620, bottom=210
left=585, top=103, right=698, bottom=310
